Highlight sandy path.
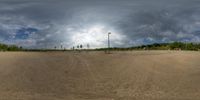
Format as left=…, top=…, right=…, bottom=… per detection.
left=0, top=51, right=200, bottom=100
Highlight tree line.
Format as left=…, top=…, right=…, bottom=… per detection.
left=1, top=42, right=200, bottom=51
left=0, top=43, right=23, bottom=51
left=96, top=42, right=200, bottom=51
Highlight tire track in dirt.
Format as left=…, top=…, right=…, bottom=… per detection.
left=74, top=54, right=98, bottom=83
left=63, top=53, right=76, bottom=75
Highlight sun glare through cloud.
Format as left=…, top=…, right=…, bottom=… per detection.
left=70, top=24, right=126, bottom=48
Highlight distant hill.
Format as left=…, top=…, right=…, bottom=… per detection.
left=0, top=43, right=23, bottom=51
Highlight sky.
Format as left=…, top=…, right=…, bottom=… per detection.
left=0, top=0, right=200, bottom=49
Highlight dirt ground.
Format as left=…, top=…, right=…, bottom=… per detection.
left=0, top=51, right=200, bottom=100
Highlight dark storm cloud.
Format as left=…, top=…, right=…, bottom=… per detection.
left=115, top=0, right=200, bottom=46
left=0, top=0, right=200, bottom=48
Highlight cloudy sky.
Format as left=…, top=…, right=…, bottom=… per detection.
left=0, top=0, right=200, bottom=49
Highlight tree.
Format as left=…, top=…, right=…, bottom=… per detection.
left=80, top=44, right=83, bottom=49
left=19, top=46, right=23, bottom=50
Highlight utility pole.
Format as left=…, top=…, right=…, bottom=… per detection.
left=108, top=32, right=111, bottom=53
